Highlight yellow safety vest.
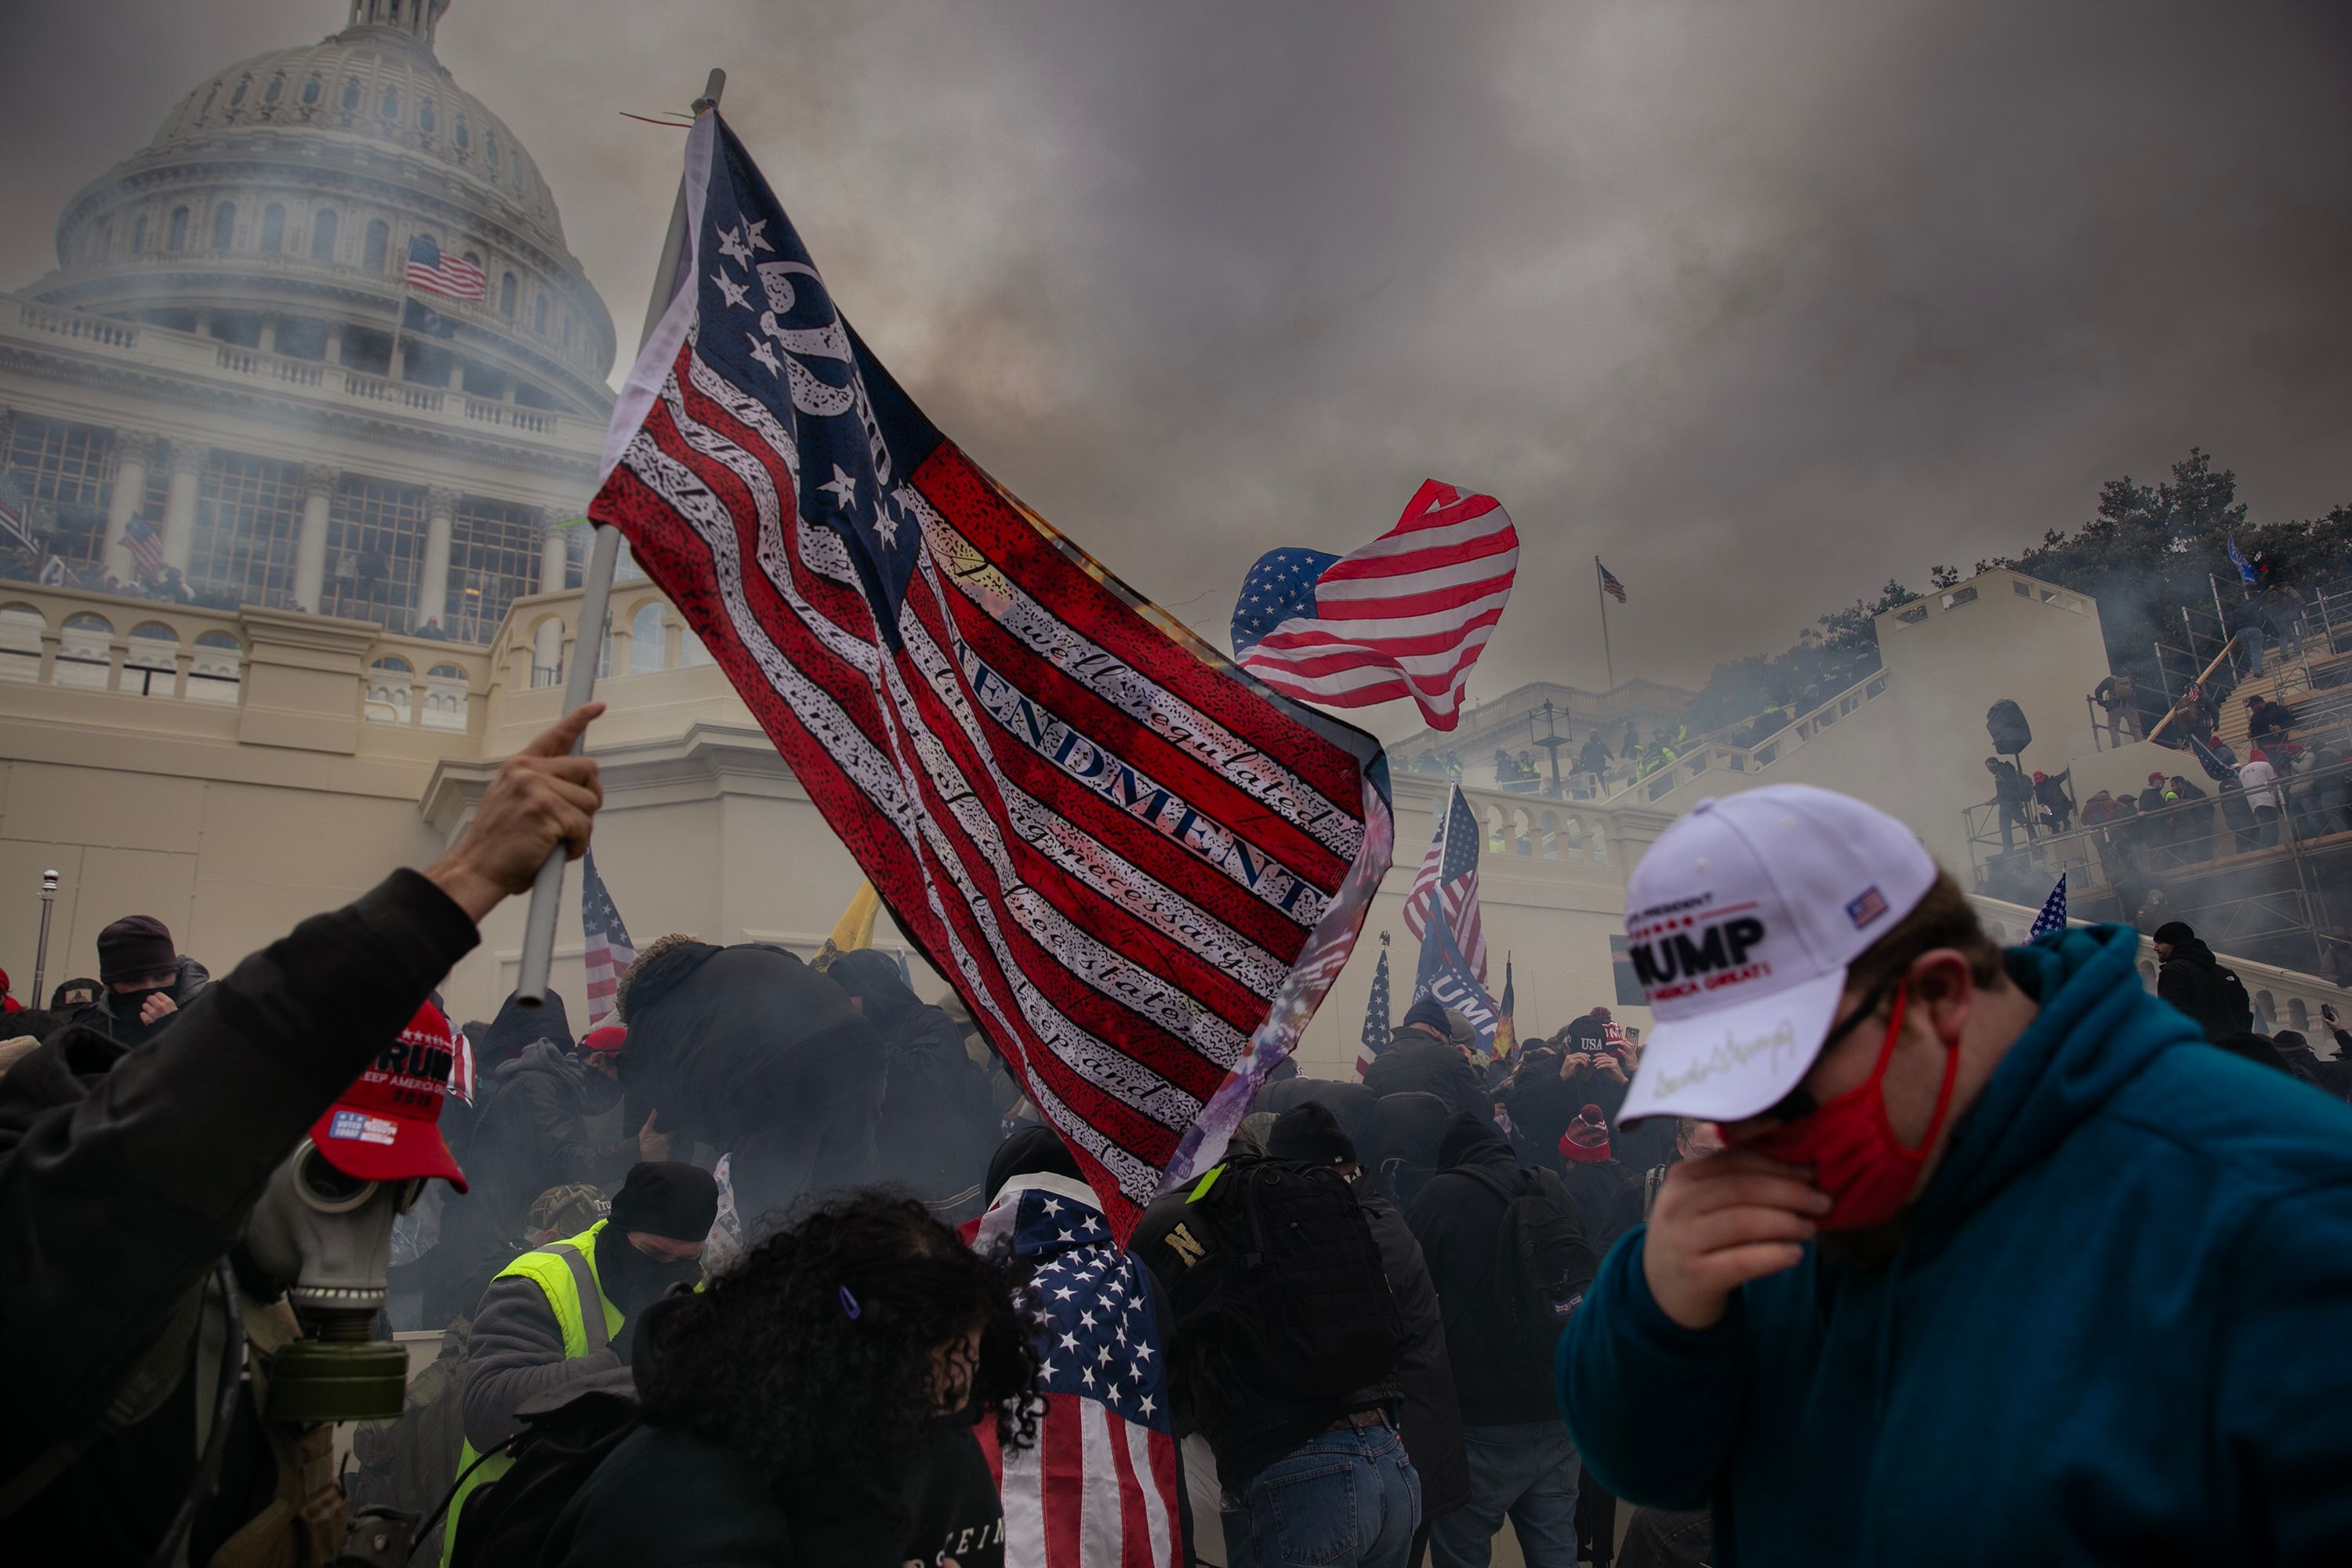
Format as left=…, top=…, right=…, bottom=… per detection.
left=441, top=1221, right=624, bottom=1566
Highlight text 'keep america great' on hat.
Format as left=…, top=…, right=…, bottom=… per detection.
left=309, top=1000, right=469, bottom=1191
left=1616, top=785, right=1937, bottom=1127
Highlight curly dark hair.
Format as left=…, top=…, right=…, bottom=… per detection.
left=637, top=1190, right=1042, bottom=1497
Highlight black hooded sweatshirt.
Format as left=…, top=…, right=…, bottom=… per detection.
left=64, top=954, right=212, bottom=1051
left=0, top=869, right=477, bottom=1563
left=1407, top=1114, right=1597, bottom=1425
left=2156, top=936, right=2252, bottom=1043
left=619, top=942, right=885, bottom=1227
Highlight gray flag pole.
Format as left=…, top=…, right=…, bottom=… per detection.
left=513, top=67, right=726, bottom=1008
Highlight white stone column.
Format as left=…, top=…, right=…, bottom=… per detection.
left=105, top=428, right=155, bottom=581
left=293, top=465, right=336, bottom=612
left=323, top=326, right=344, bottom=367
left=416, top=485, right=457, bottom=635
left=539, top=510, right=569, bottom=594
left=162, top=444, right=203, bottom=574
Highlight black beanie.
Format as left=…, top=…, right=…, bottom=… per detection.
left=1269, top=1101, right=1356, bottom=1167
left=608, top=1161, right=720, bottom=1242
left=2154, top=921, right=2196, bottom=946
left=985, top=1124, right=1083, bottom=1201
left=1401, top=995, right=1450, bottom=1036
left=96, top=916, right=175, bottom=985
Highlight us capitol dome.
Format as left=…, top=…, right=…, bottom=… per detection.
left=0, top=0, right=623, bottom=643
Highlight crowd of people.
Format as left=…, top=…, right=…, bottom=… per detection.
left=5, top=717, right=2352, bottom=1566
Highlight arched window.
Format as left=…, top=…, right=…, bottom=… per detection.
left=380, top=85, right=401, bottom=121
left=229, top=78, right=249, bottom=108
left=486, top=134, right=499, bottom=173
left=363, top=219, right=389, bottom=271
left=533, top=293, right=549, bottom=334
left=188, top=630, right=241, bottom=705
left=211, top=201, right=235, bottom=249
left=94, top=220, right=113, bottom=256
left=259, top=203, right=285, bottom=253
left=263, top=76, right=284, bottom=106
left=630, top=603, right=666, bottom=674
left=309, top=208, right=338, bottom=262
left=200, top=84, right=218, bottom=118
left=389, top=0, right=402, bottom=18
left=462, top=251, right=482, bottom=277
left=55, top=614, right=113, bottom=691
left=168, top=206, right=188, bottom=249
left=125, top=623, right=180, bottom=699
left=301, top=76, right=322, bottom=106
left=371, top=655, right=412, bottom=674
left=341, top=77, right=361, bottom=112
left=498, top=272, right=517, bottom=318
left=130, top=213, right=147, bottom=253
left=419, top=98, right=437, bottom=135
left=455, top=118, right=470, bottom=151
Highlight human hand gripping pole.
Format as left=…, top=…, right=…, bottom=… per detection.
left=427, top=703, right=607, bottom=924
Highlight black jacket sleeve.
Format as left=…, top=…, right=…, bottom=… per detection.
left=0, top=868, right=478, bottom=1465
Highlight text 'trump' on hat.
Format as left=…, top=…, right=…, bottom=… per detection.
left=1616, top=785, right=1936, bottom=1127
left=310, top=1000, right=468, bottom=1191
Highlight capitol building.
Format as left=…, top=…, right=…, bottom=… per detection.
left=0, top=2, right=2333, bottom=1062
left=1, top=0, right=613, bottom=644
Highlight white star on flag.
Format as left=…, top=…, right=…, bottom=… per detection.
left=747, top=336, right=781, bottom=376
left=717, top=225, right=752, bottom=266
left=818, top=463, right=858, bottom=510
left=746, top=217, right=773, bottom=252
left=713, top=270, right=751, bottom=310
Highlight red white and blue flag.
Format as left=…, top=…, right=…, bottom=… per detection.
left=587, top=112, right=1393, bottom=1237
left=1230, top=481, right=1518, bottom=731
left=405, top=234, right=487, bottom=301
left=971, top=1173, right=1185, bottom=1567
left=2027, top=873, right=2068, bottom=942
left=122, top=515, right=165, bottom=579
left=580, top=848, right=636, bottom=1026
left=1598, top=558, right=1628, bottom=603
left=1402, top=782, right=1488, bottom=983
left=1356, top=931, right=1392, bottom=1080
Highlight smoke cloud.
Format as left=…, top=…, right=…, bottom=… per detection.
left=5, top=1, right=2350, bottom=730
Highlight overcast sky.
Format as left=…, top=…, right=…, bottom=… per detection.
left=5, top=1, right=2350, bottom=729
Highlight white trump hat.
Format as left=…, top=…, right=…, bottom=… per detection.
left=1617, top=785, right=1938, bottom=1127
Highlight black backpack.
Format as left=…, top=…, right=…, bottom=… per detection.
left=1164, top=1156, right=1408, bottom=1406
left=2212, top=963, right=2256, bottom=1037
left=1455, top=1163, right=1598, bottom=1366
left=448, top=1381, right=641, bottom=1568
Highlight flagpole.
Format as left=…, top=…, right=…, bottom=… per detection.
left=1595, top=557, right=1617, bottom=691
left=514, top=67, right=726, bottom=1008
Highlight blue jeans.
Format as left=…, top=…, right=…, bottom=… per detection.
left=1426, top=1421, right=1581, bottom=1568
left=1222, top=1420, right=1421, bottom=1568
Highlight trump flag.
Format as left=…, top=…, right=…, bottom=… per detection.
left=588, top=112, right=1393, bottom=1237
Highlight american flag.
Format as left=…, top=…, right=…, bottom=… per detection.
left=2027, top=873, right=2068, bottom=941
left=1402, top=783, right=1487, bottom=983
left=2189, top=733, right=2240, bottom=786
left=1229, top=481, right=1519, bottom=731
left=1356, top=931, right=1392, bottom=1080
left=972, top=1174, right=1184, bottom=1567
left=1598, top=558, right=1628, bottom=604
left=405, top=234, right=487, bottom=302
left=122, top=515, right=165, bottom=578
left=580, top=848, right=636, bottom=1025
left=587, top=113, right=1392, bottom=1237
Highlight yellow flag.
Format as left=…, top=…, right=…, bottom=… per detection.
left=811, top=880, right=880, bottom=971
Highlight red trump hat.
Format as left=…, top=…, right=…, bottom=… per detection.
left=310, top=1000, right=468, bottom=1191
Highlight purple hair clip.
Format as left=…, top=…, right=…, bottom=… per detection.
left=838, top=1285, right=861, bottom=1321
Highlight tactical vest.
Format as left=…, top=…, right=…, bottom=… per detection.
left=440, top=1221, right=622, bottom=1568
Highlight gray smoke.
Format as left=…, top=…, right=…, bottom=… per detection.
left=5, top=1, right=2350, bottom=728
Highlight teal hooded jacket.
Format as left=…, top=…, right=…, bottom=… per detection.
left=1558, top=924, right=2352, bottom=1565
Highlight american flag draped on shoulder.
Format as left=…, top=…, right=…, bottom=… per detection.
left=580, top=848, right=636, bottom=1025
left=588, top=112, right=1393, bottom=1238
left=971, top=1174, right=1184, bottom=1566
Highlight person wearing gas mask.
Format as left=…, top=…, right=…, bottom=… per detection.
left=0, top=702, right=608, bottom=1567
left=1557, top=784, right=2352, bottom=1566
left=442, top=1160, right=716, bottom=1563
left=66, top=913, right=212, bottom=1049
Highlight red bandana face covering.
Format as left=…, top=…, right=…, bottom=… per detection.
left=1740, top=982, right=1961, bottom=1232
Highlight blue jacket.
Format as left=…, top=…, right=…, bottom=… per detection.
left=1558, top=924, right=2352, bottom=1566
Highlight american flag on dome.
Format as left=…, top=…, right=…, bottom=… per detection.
left=586, top=111, right=1392, bottom=1237
left=1403, top=782, right=1487, bottom=983
left=580, top=848, right=636, bottom=1026
left=1229, top=481, right=1519, bottom=731
left=405, top=234, right=487, bottom=301
left=971, top=1174, right=1184, bottom=1568
left=121, top=515, right=165, bottom=579
left=2027, top=873, right=2068, bottom=942
left=1356, top=931, right=1392, bottom=1080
